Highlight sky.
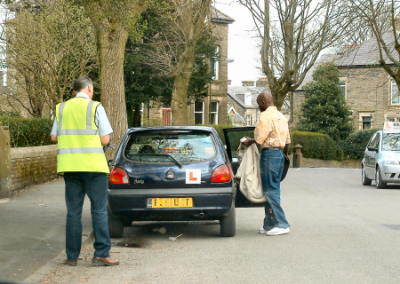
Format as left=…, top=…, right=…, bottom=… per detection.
left=214, top=0, right=264, bottom=86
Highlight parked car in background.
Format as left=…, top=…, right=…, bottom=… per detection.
left=362, top=122, right=400, bottom=188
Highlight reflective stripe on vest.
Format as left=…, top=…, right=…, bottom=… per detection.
left=57, top=147, right=104, bottom=155
left=58, top=100, right=98, bottom=135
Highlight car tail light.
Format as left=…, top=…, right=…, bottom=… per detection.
left=109, top=166, right=130, bottom=184
left=211, top=165, right=232, bottom=183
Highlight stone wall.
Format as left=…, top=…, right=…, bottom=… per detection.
left=10, top=145, right=58, bottom=191
left=0, top=124, right=58, bottom=197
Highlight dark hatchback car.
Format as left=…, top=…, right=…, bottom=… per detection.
left=107, top=126, right=261, bottom=238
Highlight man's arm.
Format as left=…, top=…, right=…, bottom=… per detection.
left=101, top=134, right=110, bottom=146
left=96, top=105, right=113, bottom=147
left=50, top=119, right=58, bottom=143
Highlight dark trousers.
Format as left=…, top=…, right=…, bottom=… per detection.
left=64, top=172, right=111, bottom=260
left=260, top=150, right=290, bottom=230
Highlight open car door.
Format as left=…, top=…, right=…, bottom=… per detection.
left=223, top=127, right=265, bottom=208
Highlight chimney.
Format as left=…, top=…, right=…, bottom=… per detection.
left=256, top=77, right=269, bottom=89
left=242, top=80, right=254, bottom=87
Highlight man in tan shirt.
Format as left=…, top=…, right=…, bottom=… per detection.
left=243, top=91, right=291, bottom=236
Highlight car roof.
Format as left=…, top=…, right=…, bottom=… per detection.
left=127, top=126, right=216, bottom=134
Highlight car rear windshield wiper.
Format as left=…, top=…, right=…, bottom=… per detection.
left=139, top=153, right=182, bottom=169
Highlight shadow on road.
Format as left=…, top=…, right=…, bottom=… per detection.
left=113, top=221, right=222, bottom=246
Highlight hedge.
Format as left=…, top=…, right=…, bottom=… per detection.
left=0, top=116, right=53, bottom=147
left=338, top=128, right=379, bottom=160
left=290, top=130, right=343, bottom=161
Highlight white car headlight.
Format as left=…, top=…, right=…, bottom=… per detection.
left=385, top=157, right=400, bottom=165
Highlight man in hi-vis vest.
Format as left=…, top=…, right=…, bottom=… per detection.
left=50, top=76, right=119, bottom=266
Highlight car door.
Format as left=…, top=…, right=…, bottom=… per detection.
left=364, top=132, right=378, bottom=178
left=370, top=132, right=381, bottom=178
left=223, top=127, right=265, bottom=208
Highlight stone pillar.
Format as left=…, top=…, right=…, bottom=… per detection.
left=0, top=122, right=12, bottom=198
left=292, top=144, right=303, bottom=168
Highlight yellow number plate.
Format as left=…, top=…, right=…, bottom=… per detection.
left=147, top=198, right=193, bottom=208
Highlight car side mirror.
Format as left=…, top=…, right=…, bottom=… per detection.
left=367, top=146, right=378, bottom=152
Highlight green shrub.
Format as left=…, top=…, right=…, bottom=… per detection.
left=338, top=128, right=380, bottom=160
left=0, top=116, right=53, bottom=147
left=290, top=130, right=342, bottom=160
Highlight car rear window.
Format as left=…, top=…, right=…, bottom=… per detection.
left=124, top=130, right=217, bottom=164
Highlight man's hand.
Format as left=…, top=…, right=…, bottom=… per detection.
left=242, top=137, right=255, bottom=147
left=51, top=134, right=57, bottom=143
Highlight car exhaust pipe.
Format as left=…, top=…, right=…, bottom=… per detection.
left=199, top=212, right=205, bottom=218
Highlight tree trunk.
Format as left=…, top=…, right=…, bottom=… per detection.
left=126, top=103, right=134, bottom=127
left=98, top=27, right=129, bottom=151
left=132, top=103, right=141, bottom=127
left=171, top=47, right=195, bottom=126
left=171, top=72, right=191, bottom=125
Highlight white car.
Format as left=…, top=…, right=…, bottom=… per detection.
left=362, top=129, right=400, bottom=188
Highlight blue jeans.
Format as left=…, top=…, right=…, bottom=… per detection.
left=260, top=150, right=290, bottom=230
left=64, top=172, right=111, bottom=260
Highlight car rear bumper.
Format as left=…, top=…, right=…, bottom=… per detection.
left=107, top=187, right=234, bottom=221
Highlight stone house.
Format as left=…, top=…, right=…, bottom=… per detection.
left=292, top=31, right=400, bottom=130
left=143, top=7, right=234, bottom=126
left=227, top=80, right=269, bottom=126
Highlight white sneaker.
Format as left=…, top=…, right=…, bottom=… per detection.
left=258, top=227, right=268, bottom=234
left=266, top=227, right=290, bottom=236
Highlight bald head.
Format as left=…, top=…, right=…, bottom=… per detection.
left=256, top=91, right=274, bottom=112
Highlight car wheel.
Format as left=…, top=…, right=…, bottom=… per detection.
left=108, top=212, right=124, bottom=238
left=362, top=166, right=372, bottom=185
left=220, top=203, right=236, bottom=237
left=375, top=167, right=387, bottom=189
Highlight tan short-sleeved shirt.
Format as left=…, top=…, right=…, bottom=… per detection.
left=254, top=106, right=291, bottom=148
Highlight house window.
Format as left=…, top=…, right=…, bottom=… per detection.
left=194, top=102, right=204, bottom=125
left=339, top=81, right=346, bottom=97
left=388, top=118, right=395, bottom=122
left=246, top=115, right=252, bottom=126
left=391, top=80, right=400, bottom=105
left=211, top=46, right=220, bottom=80
left=210, top=101, right=218, bottom=124
left=363, top=116, right=372, bottom=129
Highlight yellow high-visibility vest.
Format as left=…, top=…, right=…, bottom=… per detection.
left=55, top=97, right=109, bottom=174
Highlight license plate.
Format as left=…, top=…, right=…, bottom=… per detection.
left=147, top=198, right=193, bottom=208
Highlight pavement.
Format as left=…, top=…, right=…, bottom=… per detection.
left=20, top=168, right=400, bottom=284
left=0, top=179, right=93, bottom=283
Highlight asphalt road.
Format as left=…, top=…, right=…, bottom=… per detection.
left=0, top=180, right=92, bottom=282
left=29, top=169, right=400, bottom=283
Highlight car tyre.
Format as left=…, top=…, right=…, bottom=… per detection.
left=220, top=203, right=236, bottom=237
left=375, top=167, right=387, bottom=189
left=108, top=211, right=124, bottom=238
left=362, top=166, right=372, bottom=186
